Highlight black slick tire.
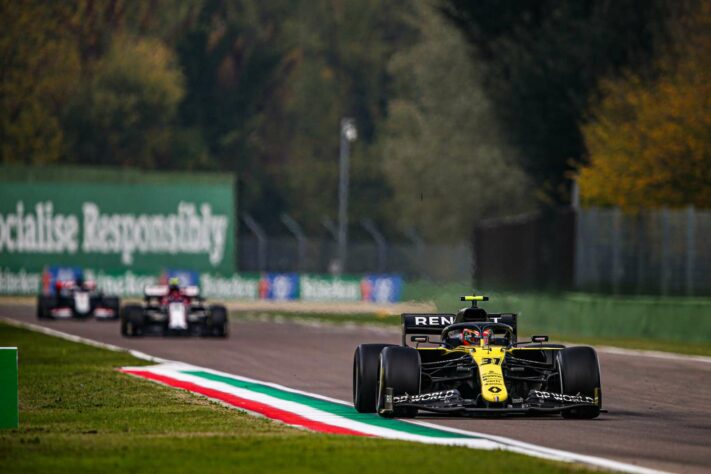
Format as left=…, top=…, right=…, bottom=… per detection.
left=376, top=346, right=421, bottom=418
left=36, top=296, right=54, bottom=320
left=353, top=343, right=395, bottom=413
left=121, top=304, right=145, bottom=337
left=208, top=305, right=228, bottom=337
left=558, top=346, right=602, bottom=419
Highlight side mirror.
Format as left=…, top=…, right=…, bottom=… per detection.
left=411, top=335, right=429, bottom=343
left=531, top=335, right=549, bottom=343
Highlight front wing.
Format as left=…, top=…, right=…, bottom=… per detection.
left=384, top=389, right=600, bottom=416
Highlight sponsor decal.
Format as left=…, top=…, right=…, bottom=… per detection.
left=259, top=273, right=300, bottom=301
left=530, top=390, right=595, bottom=404
left=488, top=386, right=502, bottom=393
left=360, top=275, right=403, bottom=303
left=413, top=315, right=456, bottom=327
left=300, top=275, right=360, bottom=301
left=200, top=273, right=259, bottom=300
left=85, top=269, right=158, bottom=296
left=0, top=268, right=41, bottom=295
left=393, top=390, right=457, bottom=404
left=481, top=373, right=504, bottom=384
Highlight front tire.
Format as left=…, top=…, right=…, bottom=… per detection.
left=208, top=305, right=229, bottom=337
left=353, top=343, right=395, bottom=413
left=36, top=296, right=55, bottom=320
left=376, top=346, right=421, bottom=418
left=558, top=346, right=602, bottom=419
left=121, top=304, right=145, bottom=337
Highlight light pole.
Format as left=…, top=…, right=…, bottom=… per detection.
left=338, top=117, right=357, bottom=273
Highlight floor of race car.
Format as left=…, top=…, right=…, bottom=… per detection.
left=2, top=304, right=710, bottom=474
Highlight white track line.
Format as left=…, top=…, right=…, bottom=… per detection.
left=0, top=317, right=167, bottom=363
left=1, top=316, right=673, bottom=474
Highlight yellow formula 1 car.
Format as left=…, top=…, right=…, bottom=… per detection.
left=353, top=295, right=602, bottom=419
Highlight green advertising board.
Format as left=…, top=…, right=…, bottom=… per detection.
left=0, top=166, right=235, bottom=275
left=0, top=347, right=18, bottom=429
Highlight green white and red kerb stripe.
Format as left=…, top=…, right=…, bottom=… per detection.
left=119, top=363, right=667, bottom=474
left=119, top=363, right=488, bottom=444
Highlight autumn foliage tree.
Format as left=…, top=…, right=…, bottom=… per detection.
left=578, top=2, right=711, bottom=209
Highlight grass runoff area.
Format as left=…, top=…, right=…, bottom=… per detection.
left=234, top=281, right=711, bottom=356
left=0, top=322, right=594, bottom=474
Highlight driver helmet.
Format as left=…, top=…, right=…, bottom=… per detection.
left=168, top=277, right=181, bottom=293
left=461, top=327, right=493, bottom=346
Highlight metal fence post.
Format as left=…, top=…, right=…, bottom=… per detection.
left=361, top=218, right=387, bottom=273
left=404, top=227, right=425, bottom=279
left=612, top=208, right=622, bottom=294
left=573, top=207, right=583, bottom=290
left=281, top=214, right=307, bottom=272
left=661, top=208, right=670, bottom=296
left=635, top=212, right=646, bottom=294
left=242, top=214, right=267, bottom=272
left=685, top=205, right=695, bottom=296
left=321, top=217, right=338, bottom=242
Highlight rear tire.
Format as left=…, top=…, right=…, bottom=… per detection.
left=353, top=343, right=395, bottom=413
left=121, top=304, right=145, bottom=337
left=376, top=346, right=421, bottom=418
left=208, top=305, right=228, bottom=337
left=558, top=346, right=602, bottom=419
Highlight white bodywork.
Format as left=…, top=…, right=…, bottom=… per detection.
left=168, top=302, right=188, bottom=330
left=74, top=292, right=90, bottom=314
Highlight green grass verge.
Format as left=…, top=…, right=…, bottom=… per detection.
left=0, top=322, right=594, bottom=474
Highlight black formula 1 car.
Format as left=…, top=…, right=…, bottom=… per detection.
left=37, top=278, right=120, bottom=320
left=120, top=283, right=228, bottom=337
left=353, top=295, right=602, bottom=419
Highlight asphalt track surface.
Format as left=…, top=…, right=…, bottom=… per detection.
left=3, top=305, right=711, bottom=474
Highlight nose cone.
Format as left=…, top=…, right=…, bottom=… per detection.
left=473, top=347, right=509, bottom=403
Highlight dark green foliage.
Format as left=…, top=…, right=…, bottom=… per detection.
left=440, top=0, right=675, bottom=203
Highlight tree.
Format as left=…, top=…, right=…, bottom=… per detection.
left=63, top=35, right=186, bottom=168
left=441, top=0, right=674, bottom=204
left=578, top=2, right=711, bottom=209
left=380, top=3, right=532, bottom=241
left=0, top=1, right=80, bottom=164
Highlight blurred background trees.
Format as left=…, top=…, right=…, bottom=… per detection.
left=380, top=2, right=532, bottom=241
left=1, top=0, right=707, bottom=239
left=578, top=1, right=711, bottom=209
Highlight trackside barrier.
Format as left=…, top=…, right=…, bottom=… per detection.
left=0, top=347, right=19, bottom=429
left=0, top=268, right=404, bottom=303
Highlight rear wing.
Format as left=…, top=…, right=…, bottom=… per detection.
left=145, top=285, right=168, bottom=298
left=144, top=285, right=201, bottom=299
left=401, top=313, right=456, bottom=346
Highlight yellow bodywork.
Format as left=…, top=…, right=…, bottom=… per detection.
left=461, top=295, right=487, bottom=301
left=470, top=345, right=508, bottom=403
left=418, top=344, right=563, bottom=404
